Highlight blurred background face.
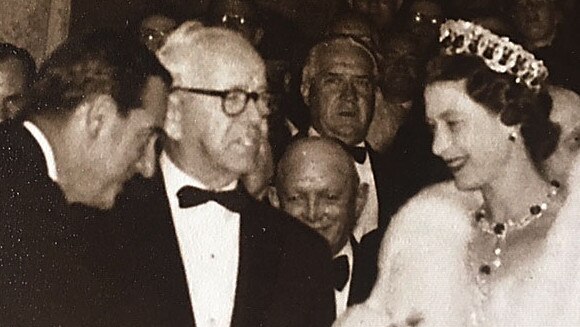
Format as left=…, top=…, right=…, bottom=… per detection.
left=352, top=0, right=398, bottom=31
left=274, top=142, right=361, bottom=254
left=0, top=58, right=26, bottom=122
left=368, top=0, right=397, bottom=30
left=380, top=33, right=421, bottom=104
left=139, top=14, right=178, bottom=52
left=425, top=80, right=513, bottom=191
left=406, top=0, right=444, bottom=42
left=307, top=43, right=376, bottom=146
left=327, top=14, right=379, bottom=51
left=512, top=0, right=557, bottom=43
left=207, top=0, right=263, bottom=46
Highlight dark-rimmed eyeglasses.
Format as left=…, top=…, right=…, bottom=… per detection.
left=171, top=86, right=273, bottom=117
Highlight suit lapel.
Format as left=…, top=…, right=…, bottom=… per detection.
left=117, top=173, right=196, bottom=325
left=230, top=198, right=282, bottom=327
left=366, top=143, right=393, bottom=229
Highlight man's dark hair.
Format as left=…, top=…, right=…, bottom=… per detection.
left=26, top=30, right=172, bottom=118
left=0, top=42, right=36, bottom=88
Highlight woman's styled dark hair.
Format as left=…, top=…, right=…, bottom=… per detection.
left=425, top=54, right=560, bottom=164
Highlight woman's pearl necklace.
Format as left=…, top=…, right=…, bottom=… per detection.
left=473, top=180, right=560, bottom=275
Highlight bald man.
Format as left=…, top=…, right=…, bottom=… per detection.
left=107, top=22, right=335, bottom=327
left=270, top=137, right=381, bottom=318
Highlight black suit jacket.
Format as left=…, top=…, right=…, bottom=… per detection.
left=0, top=120, right=108, bottom=326
left=347, top=229, right=383, bottom=306
left=93, top=172, right=336, bottom=327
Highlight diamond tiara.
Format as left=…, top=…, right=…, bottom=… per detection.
left=439, top=19, right=549, bottom=92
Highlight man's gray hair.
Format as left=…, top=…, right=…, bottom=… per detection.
left=301, top=36, right=379, bottom=88
left=157, top=21, right=255, bottom=86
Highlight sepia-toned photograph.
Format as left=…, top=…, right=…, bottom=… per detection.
left=1, top=0, right=579, bottom=325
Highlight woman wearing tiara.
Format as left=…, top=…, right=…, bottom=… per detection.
left=333, top=19, right=580, bottom=327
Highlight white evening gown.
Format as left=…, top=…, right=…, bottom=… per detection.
left=335, top=156, right=580, bottom=327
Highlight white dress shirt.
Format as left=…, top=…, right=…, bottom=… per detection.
left=23, top=120, right=58, bottom=181
left=308, top=128, right=379, bottom=241
left=334, top=241, right=354, bottom=318
left=160, top=152, right=240, bottom=327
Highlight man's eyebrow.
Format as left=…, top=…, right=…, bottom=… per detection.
left=438, top=109, right=462, bottom=120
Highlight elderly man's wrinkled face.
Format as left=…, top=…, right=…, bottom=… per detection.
left=305, top=43, right=376, bottom=146
left=172, top=43, right=268, bottom=178
left=0, top=58, right=26, bottom=122
left=272, top=139, right=367, bottom=255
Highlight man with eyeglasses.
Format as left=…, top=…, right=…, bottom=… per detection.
left=109, top=22, right=335, bottom=327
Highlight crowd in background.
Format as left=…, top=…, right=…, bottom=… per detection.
left=1, top=0, right=580, bottom=326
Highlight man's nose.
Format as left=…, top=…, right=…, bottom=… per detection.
left=340, top=79, right=358, bottom=100
left=303, top=195, right=322, bottom=223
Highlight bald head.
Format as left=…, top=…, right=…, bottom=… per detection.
left=272, top=137, right=367, bottom=254
left=276, top=137, right=359, bottom=188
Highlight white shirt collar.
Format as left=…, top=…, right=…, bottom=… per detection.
left=334, top=239, right=354, bottom=261
left=22, top=121, right=58, bottom=181
left=160, top=151, right=237, bottom=199
left=307, top=127, right=366, bottom=148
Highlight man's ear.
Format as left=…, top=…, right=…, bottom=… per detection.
left=267, top=186, right=281, bottom=209
left=82, top=94, right=119, bottom=139
left=355, top=182, right=369, bottom=219
left=164, top=95, right=183, bottom=141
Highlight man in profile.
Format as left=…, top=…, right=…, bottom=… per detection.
left=0, top=31, right=171, bottom=325
left=109, top=22, right=335, bottom=326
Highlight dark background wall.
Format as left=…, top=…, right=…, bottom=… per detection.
left=69, top=0, right=343, bottom=40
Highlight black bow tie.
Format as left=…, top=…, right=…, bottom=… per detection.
left=177, top=185, right=248, bottom=213
left=333, top=255, right=350, bottom=291
left=346, top=146, right=367, bottom=164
